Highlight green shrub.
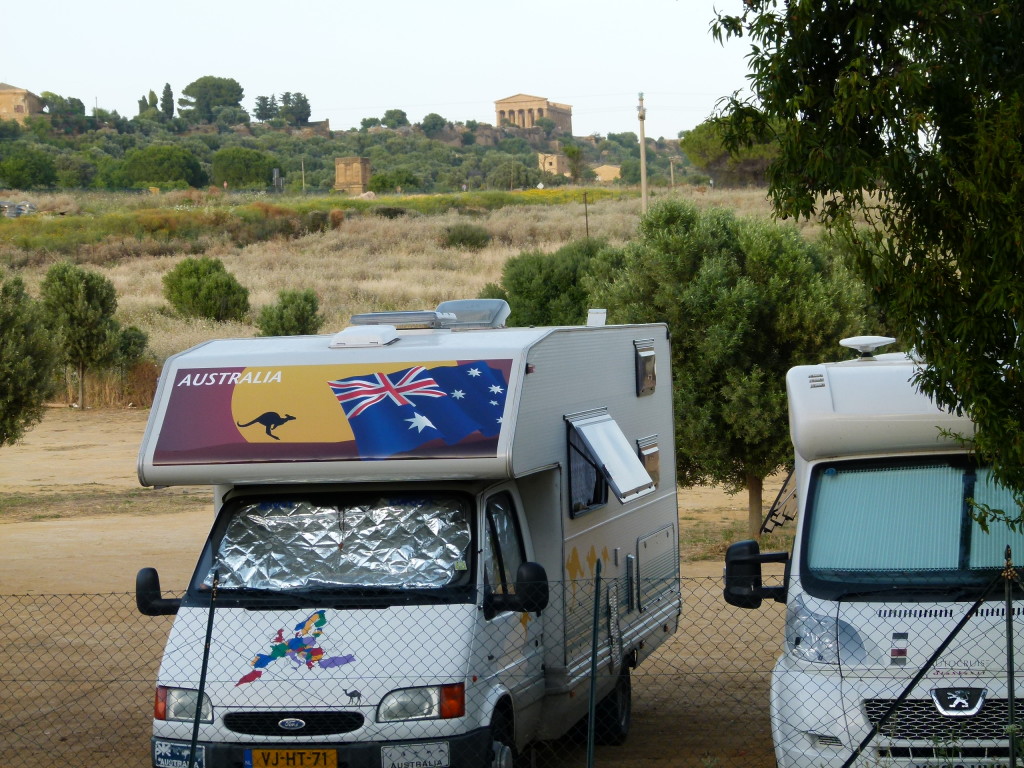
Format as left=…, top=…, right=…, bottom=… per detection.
left=257, top=289, right=323, bottom=336
left=163, top=256, right=249, bottom=322
left=304, top=210, right=329, bottom=233
left=442, top=222, right=491, bottom=250
left=482, top=238, right=607, bottom=325
left=373, top=206, right=409, bottom=220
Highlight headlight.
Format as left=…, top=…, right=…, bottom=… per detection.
left=786, top=595, right=840, bottom=664
left=377, top=683, right=465, bottom=722
left=155, top=686, right=213, bottom=723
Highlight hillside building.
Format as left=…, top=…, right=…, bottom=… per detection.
left=538, top=153, right=570, bottom=177
left=496, top=94, right=572, bottom=135
left=334, top=157, right=371, bottom=194
left=0, top=83, right=44, bottom=125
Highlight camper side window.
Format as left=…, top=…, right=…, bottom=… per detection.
left=484, top=492, right=525, bottom=599
left=568, top=425, right=608, bottom=517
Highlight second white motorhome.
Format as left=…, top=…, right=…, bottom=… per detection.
left=725, top=337, right=1024, bottom=768
left=136, top=300, right=681, bottom=768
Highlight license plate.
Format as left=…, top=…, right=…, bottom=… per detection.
left=380, top=742, right=450, bottom=768
left=246, top=749, right=337, bottom=768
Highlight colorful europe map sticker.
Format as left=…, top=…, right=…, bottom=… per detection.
left=236, top=610, right=355, bottom=686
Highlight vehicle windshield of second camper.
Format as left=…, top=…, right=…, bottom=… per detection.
left=193, top=493, right=473, bottom=599
left=803, top=457, right=1024, bottom=599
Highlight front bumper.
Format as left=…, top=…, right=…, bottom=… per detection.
left=152, top=728, right=492, bottom=768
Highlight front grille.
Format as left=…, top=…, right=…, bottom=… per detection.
left=879, top=746, right=1011, bottom=760
left=864, top=698, right=1010, bottom=742
left=223, top=710, right=364, bottom=736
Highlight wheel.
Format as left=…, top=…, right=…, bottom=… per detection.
left=594, top=668, right=632, bottom=746
left=490, top=710, right=516, bottom=768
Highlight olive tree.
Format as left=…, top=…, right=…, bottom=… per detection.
left=0, top=274, right=59, bottom=446
left=39, top=262, right=119, bottom=410
left=588, top=200, right=872, bottom=536
left=713, top=1, right=1024, bottom=525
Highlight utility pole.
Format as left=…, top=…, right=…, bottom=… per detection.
left=638, top=93, right=648, bottom=214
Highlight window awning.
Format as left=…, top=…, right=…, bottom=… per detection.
left=568, top=411, right=655, bottom=503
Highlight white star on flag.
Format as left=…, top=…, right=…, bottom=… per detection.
left=405, top=412, right=436, bottom=433
left=489, top=384, right=504, bottom=394
left=467, top=368, right=481, bottom=377
left=451, top=390, right=465, bottom=399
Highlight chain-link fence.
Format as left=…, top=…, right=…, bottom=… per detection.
left=4, top=575, right=1022, bottom=768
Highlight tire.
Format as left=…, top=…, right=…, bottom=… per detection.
left=594, top=668, right=632, bottom=746
left=490, top=710, right=516, bottom=768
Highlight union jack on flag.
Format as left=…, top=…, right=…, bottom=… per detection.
left=328, top=366, right=446, bottom=418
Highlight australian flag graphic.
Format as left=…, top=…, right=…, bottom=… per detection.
left=327, top=361, right=508, bottom=458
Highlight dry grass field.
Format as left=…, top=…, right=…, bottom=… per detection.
left=7, top=186, right=809, bottom=366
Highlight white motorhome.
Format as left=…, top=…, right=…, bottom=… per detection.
left=136, top=300, right=680, bottom=768
left=725, top=336, right=1024, bottom=768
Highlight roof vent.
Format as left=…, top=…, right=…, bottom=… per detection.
left=840, top=335, right=896, bottom=358
left=435, top=299, right=510, bottom=329
left=329, top=325, right=399, bottom=348
left=348, top=299, right=511, bottom=331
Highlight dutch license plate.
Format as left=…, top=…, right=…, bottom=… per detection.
left=380, top=742, right=450, bottom=768
left=245, top=749, right=337, bottom=768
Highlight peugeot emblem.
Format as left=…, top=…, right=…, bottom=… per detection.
left=278, top=717, right=307, bottom=731
left=929, top=687, right=986, bottom=717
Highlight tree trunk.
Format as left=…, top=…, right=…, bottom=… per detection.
left=78, top=361, right=86, bottom=410
left=747, top=472, right=764, bottom=539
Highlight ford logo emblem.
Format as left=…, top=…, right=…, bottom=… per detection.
left=278, top=718, right=306, bottom=731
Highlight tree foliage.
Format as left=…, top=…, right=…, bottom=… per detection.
left=257, top=289, right=323, bottom=336
left=178, top=76, right=245, bottom=124
left=382, top=109, right=410, bottom=129
left=420, top=113, right=447, bottom=138
left=480, top=239, right=608, bottom=327
left=0, top=144, right=57, bottom=188
left=679, top=118, right=777, bottom=186
left=160, top=84, right=175, bottom=119
left=0, top=274, right=59, bottom=446
left=163, top=256, right=250, bottom=322
left=587, top=201, right=872, bottom=535
left=211, top=146, right=275, bottom=187
left=561, top=143, right=586, bottom=184
left=714, top=1, right=1024, bottom=522
left=120, top=145, right=207, bottom=187
left=39, top=262, right=120, bottom=409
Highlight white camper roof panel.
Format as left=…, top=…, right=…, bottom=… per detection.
left=787, top=355, right=973, bottom=461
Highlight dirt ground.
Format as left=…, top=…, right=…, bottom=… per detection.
left=0, top=407, right=784, bottom=767
left=0, top=407, right=777, bottom=593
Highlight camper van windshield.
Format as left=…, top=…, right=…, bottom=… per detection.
left=802, top=457, right=1024, bottom=599
left=195, top=493, right=473, bottom=599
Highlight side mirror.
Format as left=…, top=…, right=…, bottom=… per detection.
left=485, top=561, right=549, bottom=617
left=136, top=567, right=182, bottom=616
left=723, top=540, right=788, bottom=609
left=514, top=561, right=549, bottom=614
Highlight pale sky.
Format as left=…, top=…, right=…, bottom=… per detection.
left=3, top=0, right=751, bottom=140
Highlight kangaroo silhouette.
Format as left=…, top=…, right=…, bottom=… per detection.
left=236, top=412, right=296, bottom=440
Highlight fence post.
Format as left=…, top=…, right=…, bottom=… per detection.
left=586, top=559, right=603, bottom=768
left=1006, top=546, right=1017, bottom=768
left=189, top=569, right=218, bottom=768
